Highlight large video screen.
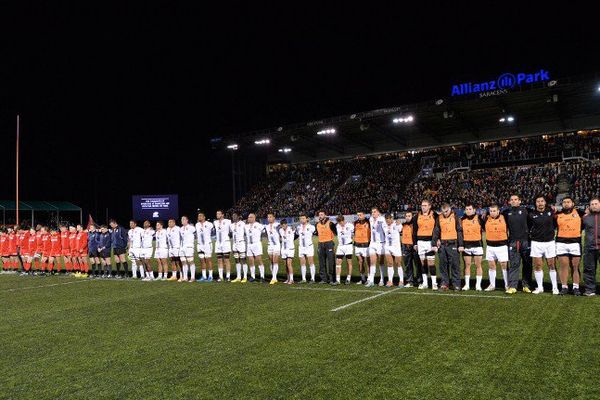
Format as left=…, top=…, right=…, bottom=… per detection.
left=132, top=194, right=179, bottom=221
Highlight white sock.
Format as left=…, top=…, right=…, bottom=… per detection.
left=171, top=270, right=177, bottom=279
left=489, top=269, right=496, bottom=287
left=549, top=269, right=558, bottom=290
left=131, top=260, right=137, bottom=278
left=310, top=264, right=316, bottom=281
left=502, top=269, right=508, bottom=288
left=202, top=269, right=207, bottom=279
left=431, top=275, right=437, bottom=286
left=182, top=265, right=189, bottom=280
left=464, top=274, right=470, bottom=288
left=259, top=265, right=265, bottom=279
left=301, top=265, right=307, bottom=281
left=421, top=273, right=428, bottom=286
left=243, top=263, right=248, bottom=279
left=271, top=264, right=278, bottom=280
left=209, top=269, right=213, bottom=278
left=369, top=265, right=376, bottom=282
left=190, top=265, right=196, bottom=280
left=346, top=274, right=351, bottom=281
left=476, top=275, right=482, bottom=288
left=387, top=267, right=394, bottom=280
left=226, top=270, right=231, bottom=279
left=236, top=263, right=241, bottom=278
left=379, top=266, right=386, bottom=282
left=336, top=274, right=340, bottom=283
left=535, top=270, right=544, bottom=289
left=218, top=268, right=224, bottom=280
left=146, top=270, right=153, bottom=279
left=139, top=264, right=145, bottom=278
left=250, top=265, right=256, bottom=279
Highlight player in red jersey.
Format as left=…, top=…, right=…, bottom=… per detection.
left=18, top=228, right=31, bottom=274
left=0, top=229, right=8, bottom=272
left=48, top=228, right=62, bottom=273
left=68, top=226, right=79, bottom=274
left=59, top=225, right=71, bottom=273
left=75, top=224, right=89, bottom=277
left=40, top=227, right=51, bottom=274
left=32, top=227, right=44, bottom=272
left=25, top=227, right=38, bottom=274
left=7, top=227, right=18, bottom=271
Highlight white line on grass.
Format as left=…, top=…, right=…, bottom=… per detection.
left=394, top=291, right=513, bottom=300
left=0, top=279, right=91, bottom=293
left=331, top=288, right=402, bottom=312
left=292, top=287, right=387, bottom=294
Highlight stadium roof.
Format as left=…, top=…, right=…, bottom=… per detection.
left=0, top=201, right=81, bottom=211
left=216, top=73, right=600, bottom=163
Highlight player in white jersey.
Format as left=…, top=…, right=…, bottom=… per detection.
left=383, top=213, right=404, bottom=288
left=367, top=207, right=387, bottom=287
left=245, top=213, right=266, bottom=282
left=153, top=221, right=169, bottom=280
left=265, top=213, right=280, bottom=284
left=335, top=215, right=354, bottom=285
left=296, top=213, right=316, bottom=283
left=128, top=220, right=145, bottom=279
left=166, top=219, right=182, bottom=281
left=179, top=216, right=197, bottom=282
left=195, top=212, right=214, bottom=282
left=230, top=212, right=248, bottom=283
left=279, top=219, right=296, bottom=284
left=140, top=220, right=155, bottom=281
left=214, top=210, right=232, bottom=282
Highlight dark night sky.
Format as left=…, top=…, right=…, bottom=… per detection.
left=0, top=2, right=599, bottom=223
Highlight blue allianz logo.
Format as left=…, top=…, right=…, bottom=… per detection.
left=451, top=69, right=550, bottom=96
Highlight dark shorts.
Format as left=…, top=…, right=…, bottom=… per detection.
left=113, top=247, right=126, bottom=256
left=100, top=249, right=111, bottom=259
left=89, top=249, right=99, bottom=258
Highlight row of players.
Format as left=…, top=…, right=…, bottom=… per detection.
left=2, top=195, right=600, bottom=295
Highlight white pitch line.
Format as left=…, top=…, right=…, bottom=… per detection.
left=394, top=291, right=513, bottom=300
left=292, top=287, right=387, bottom=294
left=331, top=288, right=402, bottom=312
left=0, top=279, right=90, bottom=293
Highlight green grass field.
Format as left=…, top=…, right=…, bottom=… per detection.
left=2, top=238, right=600, bottom=399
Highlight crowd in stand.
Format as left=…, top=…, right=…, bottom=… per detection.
left=228, top=132, right=600, bottom=217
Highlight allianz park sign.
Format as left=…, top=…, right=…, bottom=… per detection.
left=451, top=69, right=550, bottom=97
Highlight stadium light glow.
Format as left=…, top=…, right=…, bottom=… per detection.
left=278, top=147, right=292, bottom=153
left=597, top=85, right=600, bottom=92
left=499, top=115, right=515, bottom=124
left=393, top=115, right=414, bottom=124
left=226, top=144, right=238, bottom=150
left=317, top=128, right=336, bottom=135
left=254, top=139, right=271, bottom=145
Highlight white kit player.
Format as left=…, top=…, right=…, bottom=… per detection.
left=153, top=221, right=169, bottom=280
left=245, top=213, right=266, bottom=282
left=140, top=220, right=155, bottom=281
left=230, top=212, right=248, bottom=283
left=128, top=220, right=144, bottom=279
left=296, top=213, right=316, bottom=283
left=279, top=219, right=296, bottom=284
left=166, top=219, right=182, bottom=281
left=367, top=207, right=386, bottom=287
left=214, top=210, right=232, bottom=282
left=179, top=216, right=196, bottom=282
left=335, top=215, right=354, bottom=284
left=196, top=212, right=214, bottom=282
left=383, top=213, right=404, bottom=288
left=265, top=213, right=280, bottom=285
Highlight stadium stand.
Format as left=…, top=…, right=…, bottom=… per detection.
left=228, top=131, right=600, bottom=217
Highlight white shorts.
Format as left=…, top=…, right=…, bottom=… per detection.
left=180, top=247, right=194, bottom=258
left=530, top=240, right=556, bottom=259
left=385, top=245, right=402, bottom=257
left=463, top=247, right=483, bottom=256
left=556, top=242, right=581, bottom=257
left=298, top=246, right=314, bottom=258
left=247, top=243, right=263, bottom=257
left=354, top=246, right=369, bottom=258
left=168, top=247, right=181, bottom=258
left=336, top=244, right=353, bottom=257
left=128, top=248, right=142, bottom=260
left=267, top=244, right=280, bottom=255
left=417, top=240, right=435, bottom=259
left=232, top=241, right=246, bottom=255
left=215, top=241, right=231, bottom=254
left=197, top=243, right=213, bottom=258
left=485, top=245, right=509, bottom=262
left=154, top=248, right=168, bottom=259
left=369, top=242, right=384, bottom=256
left=140, top=247, right=153, bottom=258
left=280, top=248, right=295, bottom=259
